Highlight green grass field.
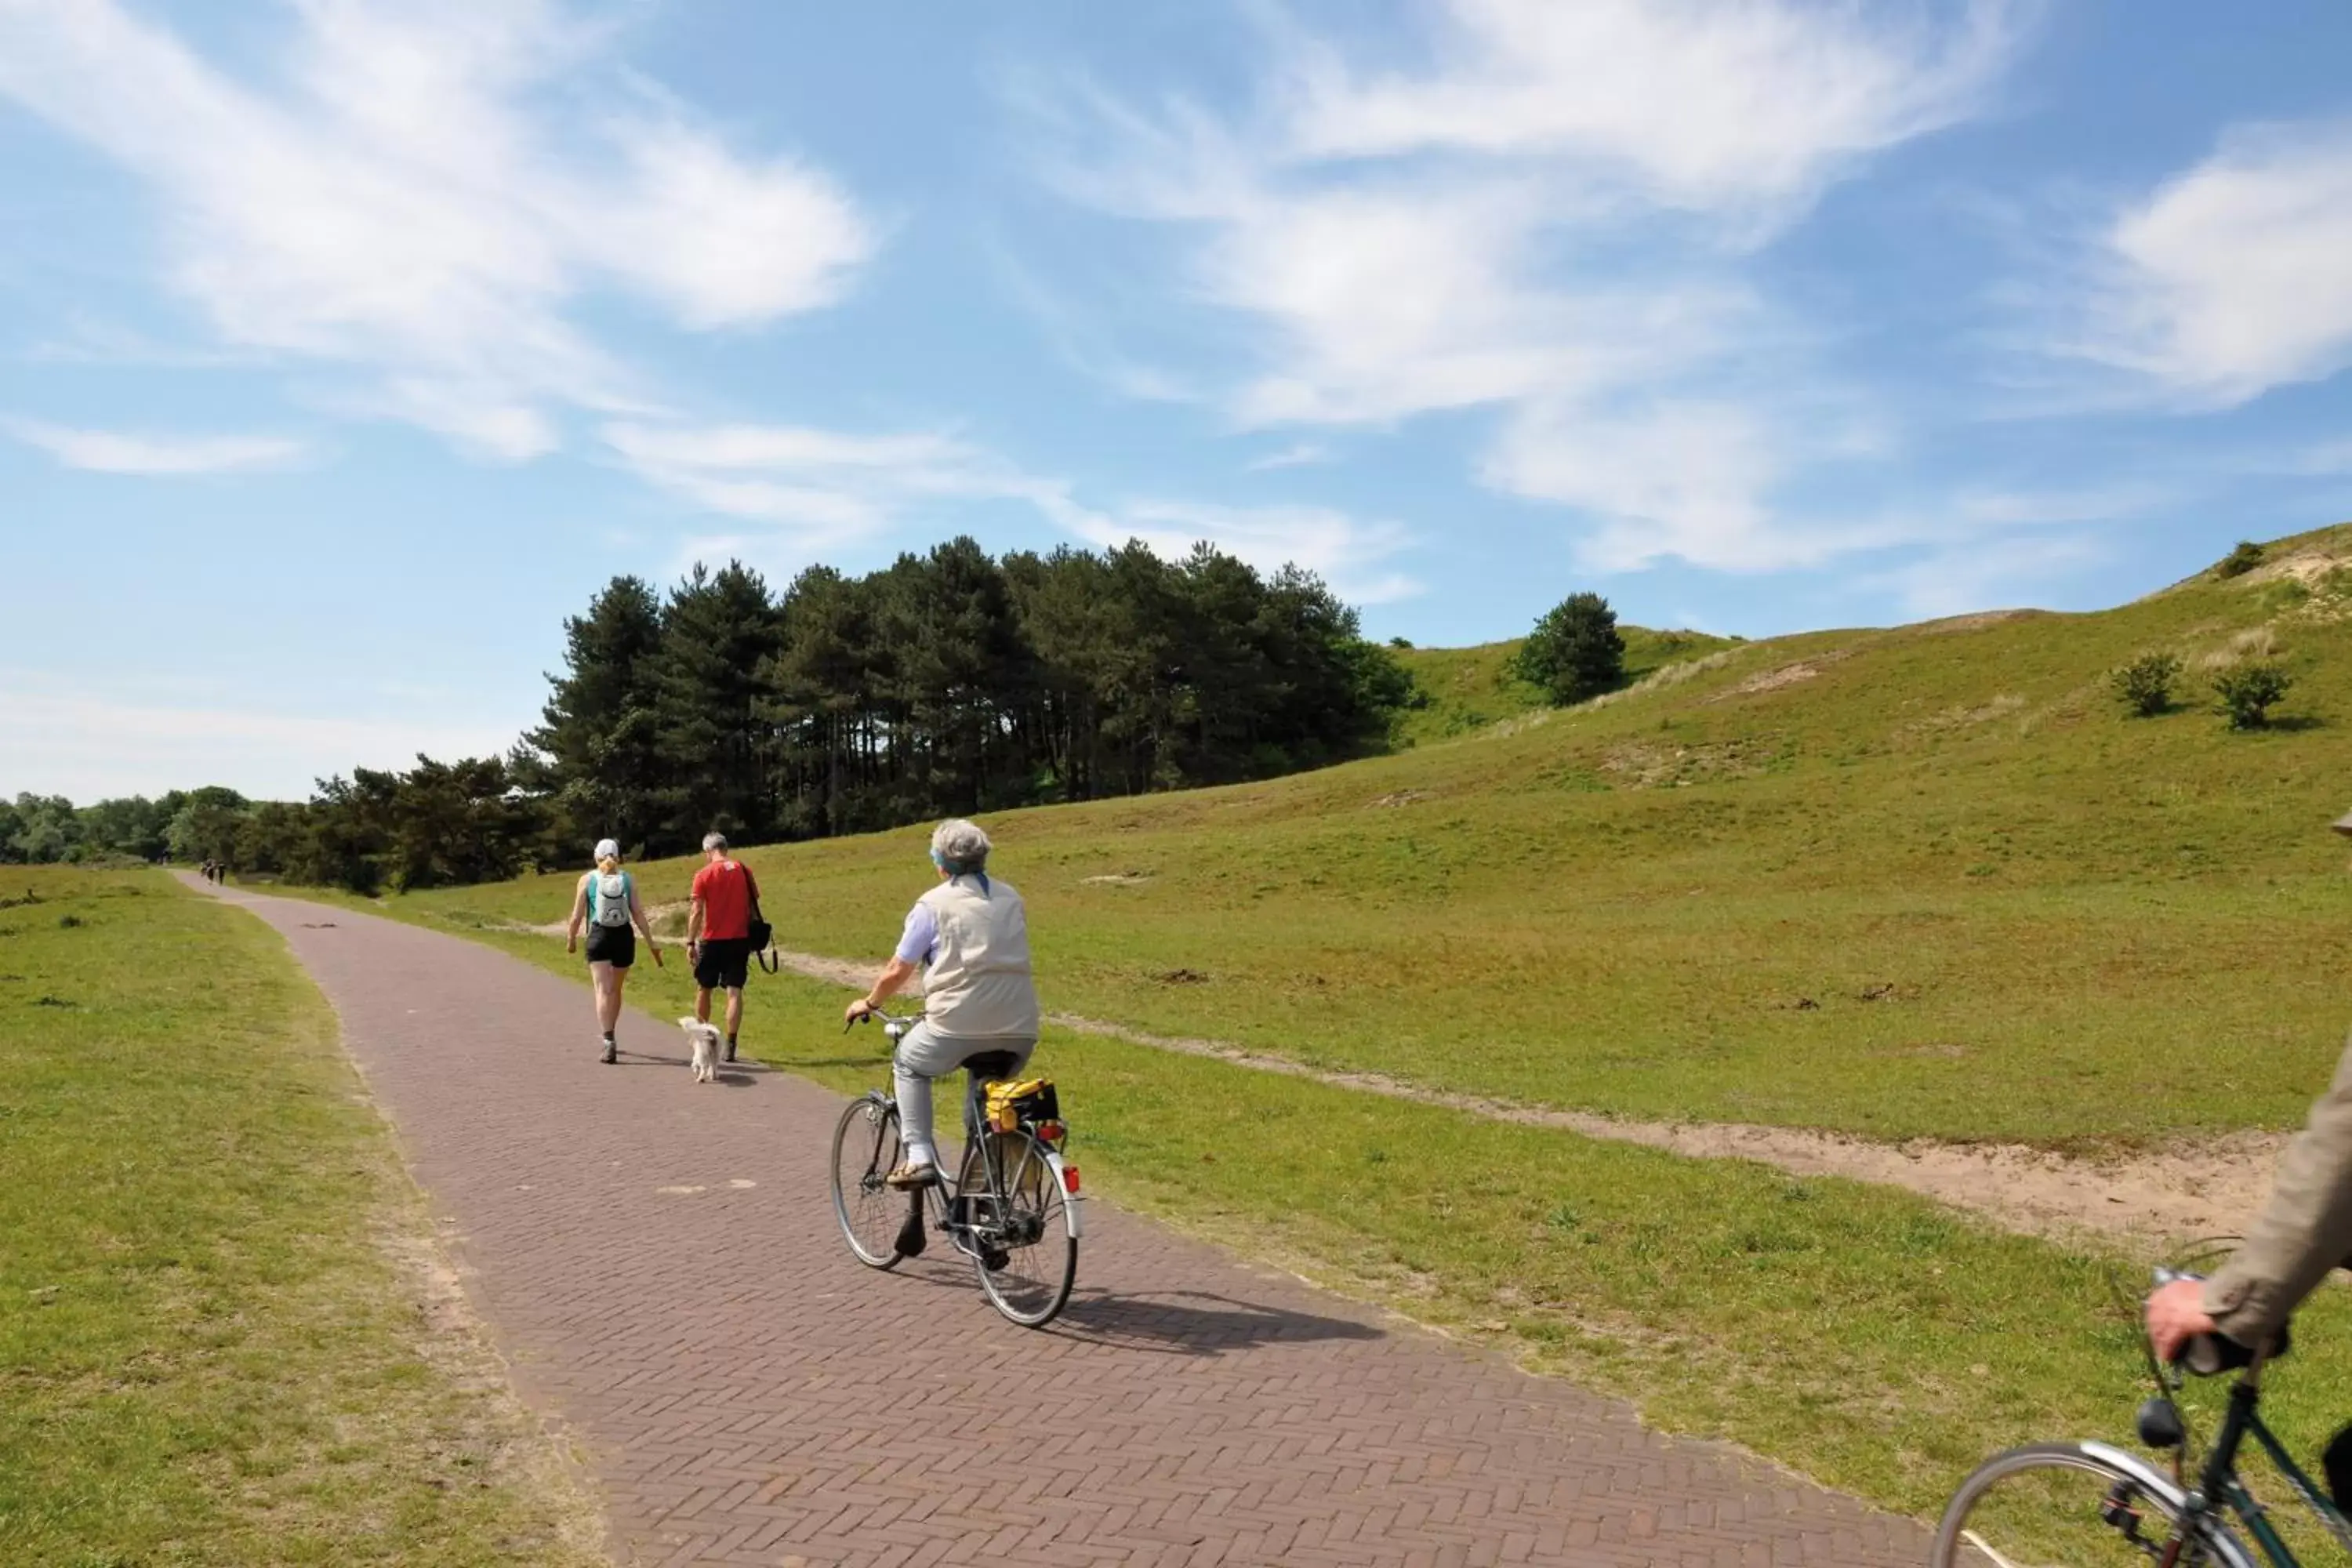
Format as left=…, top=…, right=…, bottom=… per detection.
left=0, top=867, right=602, bottom=1566
left=359, top=524, right=2352, bottom=1148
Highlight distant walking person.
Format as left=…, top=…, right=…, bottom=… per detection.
left=844, top=819, right=1040, bottom=1189
left=564, top=838, right=662, bottom=1065
left=686, top=833, right=761, bottom=1063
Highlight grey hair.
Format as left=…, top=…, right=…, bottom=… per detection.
left=702, top=832, right=729, bottom=852
left=930, top=818, right=991, bottom=873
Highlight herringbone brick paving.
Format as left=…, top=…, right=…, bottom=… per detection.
left=201, top=880, right=1930, bottom=1566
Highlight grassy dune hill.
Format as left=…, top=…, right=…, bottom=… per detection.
left=379, top=525, right=2352, bottom=1147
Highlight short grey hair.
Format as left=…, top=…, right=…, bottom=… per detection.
left=702, top=832, right=729, bottom=852
left=930, top=818, right=991, bottom=873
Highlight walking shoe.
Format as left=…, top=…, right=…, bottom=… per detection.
left=724, top=1038, right=736, bottom=1063
left=884, top=1161, right=941, bottom=1190
left=600, top=1036, right=617, bottom=1065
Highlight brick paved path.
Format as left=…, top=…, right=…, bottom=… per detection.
left=202, top=881, right=1930, bottom=1566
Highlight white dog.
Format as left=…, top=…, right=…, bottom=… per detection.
left=676, top=1018, right=722, bottom=1083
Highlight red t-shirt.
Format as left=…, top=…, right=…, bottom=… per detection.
left=691, top=859, right=760, bottom=941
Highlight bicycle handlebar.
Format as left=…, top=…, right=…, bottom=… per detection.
left=2151, top=1266, right=2283, bottom=1375
left=842, top=1007, right=925, bottom=1040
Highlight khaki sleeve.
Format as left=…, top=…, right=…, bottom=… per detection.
left=2205, top=1032, right=2352, bottom=1341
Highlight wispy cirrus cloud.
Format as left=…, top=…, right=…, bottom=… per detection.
left=2, top=416, right=309, bottom=475
left=1244, top=442, right=1331, bottom=472
left=0, top=669, right=513, bottom=800
left=1017, top=0, right=2034, bottom=572
left=0, top=0, right=873, bottom=460
left=605, top=419, right=1417, bottom=602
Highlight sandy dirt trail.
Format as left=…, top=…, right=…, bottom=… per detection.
left=499, top=914, right=2281, bottom=1248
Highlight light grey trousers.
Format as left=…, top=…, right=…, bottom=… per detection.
left=892, top=1021, right=1036, bottom=1167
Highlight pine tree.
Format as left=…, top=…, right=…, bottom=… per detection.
left=1516, top=592, right=1626, bottom=705
left=526, top=575, right=665, bottom=855
left=647, top=561, right=782, bottom=850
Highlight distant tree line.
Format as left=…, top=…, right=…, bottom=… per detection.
left=11, top=537, right=1410, bottom=893
left=0, top=787, right=256, bottom=867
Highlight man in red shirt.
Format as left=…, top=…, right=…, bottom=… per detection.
left=686, top=832, right=761, bottom=1062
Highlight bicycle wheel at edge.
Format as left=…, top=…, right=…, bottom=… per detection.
left=972, top=1131, right=1077, bottom=1328
left=1931, top=1443, right=2253, bottom=1568
left=830, top=1094, right=909, bottom=1270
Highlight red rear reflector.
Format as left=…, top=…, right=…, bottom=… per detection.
left=1061, top=1165, right=1081, bottom=1194
left=1036, top=1121, right=1065, bottom=1142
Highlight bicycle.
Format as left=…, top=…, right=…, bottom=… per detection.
left=827, top=1010, right=1083, bottom=1328
left=1933, top=1262, right=2352, bottom=1566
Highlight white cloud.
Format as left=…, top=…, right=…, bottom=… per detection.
left=1024, top=0, right=2029, bottom=572
left=0, top=671, right=514, bottom=800
left=2071, top=120, right=2352, bottom=408
left=1064, top=498, right=1418, bottom=604
left=607, top=418, right=1419, bottom=602
left=3, top=417, right=308, bottom=474
left=1286, top=0, right=2025, bottom=226
left=1875, top=532, right=2107, bottom=620
left=1484, top=399, right=1799, bottom=572
left=605, top=420, right=1025, bottom=550
left=1245, top=442, right=1331, bottom=471
left=0, top=0, right=873, bottom=459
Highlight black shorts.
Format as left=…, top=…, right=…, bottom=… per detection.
left=585, top=924, right=635, bottom=968
left=693, top=937, right=751, bottom=990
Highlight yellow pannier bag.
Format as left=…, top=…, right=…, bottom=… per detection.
left=983, top=1078, right=1057, bottom=1132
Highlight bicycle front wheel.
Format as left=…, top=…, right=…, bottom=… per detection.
left=831, top=1094, right=909, bottom=1269
left=971, top=1131, right=1077, bottom=1328
left=1932, top=1443, right=2253, bottom=1568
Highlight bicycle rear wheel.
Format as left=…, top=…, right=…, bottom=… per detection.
left=831, top=1094, right=909, bottom=1269
left=1931, top=1443, right=2252, bottom=1567
left=971, top=1131, right=1077, bottom=1327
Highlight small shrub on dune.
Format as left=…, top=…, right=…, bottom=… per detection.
left=2216, top=540, right=2267, bottom=579
left=2110, top=652, right=2182, bottom=717
left=2213, top=661, right=2293, bottom=730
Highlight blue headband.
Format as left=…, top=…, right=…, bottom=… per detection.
left=931, top=848, right=989, bottom=888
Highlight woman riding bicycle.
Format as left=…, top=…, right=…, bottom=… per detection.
left=844, top=818, right=1039, bottom=1190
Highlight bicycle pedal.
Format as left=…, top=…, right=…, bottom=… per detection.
left=981, top=1248, right=1010, bottom=1272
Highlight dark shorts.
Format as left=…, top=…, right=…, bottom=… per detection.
left=694, top=936, right=751, bottom=990
left=585, top=924, right=635, bottom=969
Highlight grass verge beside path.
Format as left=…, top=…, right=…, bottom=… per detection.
left=257, top=884, right=2352, bottom=1534
left=0, top=867, right=604, bottom=1567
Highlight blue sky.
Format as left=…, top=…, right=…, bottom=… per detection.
left=5, top=0, right=2352, bottom=800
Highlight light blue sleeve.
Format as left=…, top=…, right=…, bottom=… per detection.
left=894, top=902, right=936, bottom=966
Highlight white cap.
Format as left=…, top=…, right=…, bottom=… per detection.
left=593, top=838, right=621, bottom=862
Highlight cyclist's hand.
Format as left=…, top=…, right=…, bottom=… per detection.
left=844, top=997, right=875, bottom=1027
left=2148, top=1277, right=2217, bottom=1360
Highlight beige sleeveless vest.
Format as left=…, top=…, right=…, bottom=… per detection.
left=917, top=874, right=1040, bottom=1039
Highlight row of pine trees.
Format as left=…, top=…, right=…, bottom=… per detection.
left=51, top=537, right=1410, bottom=891
left=522, top=537, right=1409, bottom=857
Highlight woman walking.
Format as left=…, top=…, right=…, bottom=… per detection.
left=565, top=837, right=662, bottom=1064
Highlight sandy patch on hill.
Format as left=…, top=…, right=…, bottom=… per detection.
left=1912, top=609, right=2038, bottom=635
left=1710, top=648, right=1853, bottom=701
